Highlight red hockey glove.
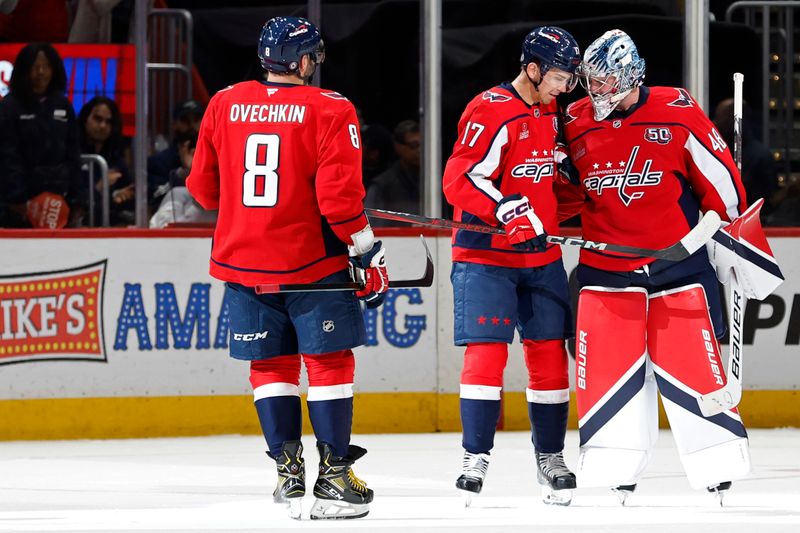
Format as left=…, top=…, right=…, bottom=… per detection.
left=349, top=240, right=389, bottom=308
left=495, top=194, right=548, bottom=252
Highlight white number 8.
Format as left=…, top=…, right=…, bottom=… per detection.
left=348, top=123, right=360, bottom=149
left=243, top=134, right=280, bottom=207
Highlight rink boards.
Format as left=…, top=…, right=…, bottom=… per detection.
left=0, top=228, right=797, bottom=439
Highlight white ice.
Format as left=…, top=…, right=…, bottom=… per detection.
left=1, top=429, right=799, bottom=533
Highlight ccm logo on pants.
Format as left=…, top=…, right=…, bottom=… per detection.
left=234, top=331, right=269, bottom=341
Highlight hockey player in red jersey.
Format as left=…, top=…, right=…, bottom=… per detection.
left=558, top=29, right=778, bottom=504
left=186, top=17, right=387, bottom=520
left=442, top=26, right=581, bottom=506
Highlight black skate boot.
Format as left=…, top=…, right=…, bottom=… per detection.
left=455, top=451, right=489, bottom=507
left=612, top=483, right=637, bottom=506
left=270, top=440, right=305, bottom=519
left=707, top=481, right=732, bottom=506
left=535, top=450, right=576, bottom=506
left=310, top=443, right=373, bottom=520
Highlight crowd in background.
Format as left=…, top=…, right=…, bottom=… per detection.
left=0, top=0, right=798, bottom=229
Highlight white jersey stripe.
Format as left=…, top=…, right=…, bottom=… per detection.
left=684, top=134, right=740, bottom=220
left=466, top=125, right=507, bottom=202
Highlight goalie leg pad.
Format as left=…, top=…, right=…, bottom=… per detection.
left=523, top=339, right=569, bottom=453
left=460, top=342, right=508, bottom=453
left=648, top=285, right=750, bottom=489
left=304, top=350, right=356, bottom=458
left=575, top=286, right=658, bottom=487
left=250, top=355, right=303, bottom=457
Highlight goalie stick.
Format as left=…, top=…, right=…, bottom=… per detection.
left=697, top=72, right=746, bottom=417
left=254, top=235, right=434, bottom=294
left=365, top=207, right=721, bottom=262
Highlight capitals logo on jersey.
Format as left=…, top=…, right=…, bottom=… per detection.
left=583, top=146, right=663, bottom=205
left=482, top=90, right=512, bottom=103
left=668, top=88, right=694, bottom=108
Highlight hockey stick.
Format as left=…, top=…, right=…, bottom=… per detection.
left=697, top=271, right=744, bottom=416
left=697, top=72, right=746, bottom=417
left=254, top=235, right=434, bottom=294
left=365, top=207, right=721, bottom=261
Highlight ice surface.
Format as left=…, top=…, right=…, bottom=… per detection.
left=1, top=429, right=798, bottom=532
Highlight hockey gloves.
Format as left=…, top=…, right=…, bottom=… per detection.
left=495, top=194, right=548, bottom=252
left=349, top=240, right=389, bottom=308
left=553, top=143, right=580, bottom=185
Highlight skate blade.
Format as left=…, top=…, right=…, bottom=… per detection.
left=541, top=485, right=573, bottom=506
left=612, top=488, right=634, bottom=506
left=287, top=498, right=302, bottom=519
left=309, top=499, right=369, bottom=520
left=458, top=489, right=475, bottom=508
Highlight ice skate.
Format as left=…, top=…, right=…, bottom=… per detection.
left=310, top=443, right=373, bottom=520
left=535, top=450, right=576, bottom=506
left=455, top=451, right=489, bottom=507
left=707, top=481, right=732, bottom=506
left=271, top=440, right=305, bottom=519
left=612, top=483, right=637, bottom=506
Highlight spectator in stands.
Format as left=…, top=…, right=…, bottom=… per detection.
left=365, top=119, right=421, bottom=216
left=149, top=130, right=216, bottom=228
left=68, top=0, right=124, bottom=43
left=78, top=95, right=134, bottom=225
left=0, top=43, right=85, bottom=228
left=361, top=122, right=394, bottom=190
left=147, top=98, right=204, bottom=208
left=713, top=98, right=779, bottom=221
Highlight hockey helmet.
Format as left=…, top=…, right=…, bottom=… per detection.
left=258, top=16, right=325, bottom=74
left=521, top=26, right=581, bottom=90
left=578, top=29, right=646, bottom=121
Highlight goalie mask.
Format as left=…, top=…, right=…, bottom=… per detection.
left=258, top=16, right=325, bottom=79
left=578, top=29, right=646, bottom=121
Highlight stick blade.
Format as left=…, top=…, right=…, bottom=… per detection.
left=697, top=385, right=742, bottom=417
left=388, top=235, right=434, bottom=288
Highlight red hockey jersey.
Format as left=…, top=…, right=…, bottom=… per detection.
left=563, top=86, right=747, bottom=271
left=443, top=83, right=563, bottom=268
left=186, top=81, right=368, bottom=286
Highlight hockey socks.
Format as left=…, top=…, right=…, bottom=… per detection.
left=523, top=339, right=569, bottom=453
left=459, top=343, right=508, bottom=453
left=305, top=350, right=356, bottom=458
left=251, top=355, right=302, bottom=457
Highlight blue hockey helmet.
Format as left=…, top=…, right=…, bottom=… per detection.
left=577, top=29, right=646, bottom=121
left=258, top=16, right=325, bottom=74
left=520, top=26, right=582, bottom=77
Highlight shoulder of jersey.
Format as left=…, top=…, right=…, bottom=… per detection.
left=303, top=86, right=351, bottom=103
left=209, top=80, right=254, bottom=105
left=468, top=86, right=521, bottom=120
left=647, top=86, right=699, bottom=112
left=563, top=96, right=593, bottom=126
